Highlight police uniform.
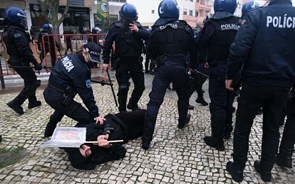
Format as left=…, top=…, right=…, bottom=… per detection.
left=226, top=0, right=295, bottom=182
left=4, top=24, right=41, bottom=114
left=199, top=15, right=241, bottom=150
left=142, top=17, right=197, bottom=149
left=102, top=21, right=149, bottom=112
left=43, top=45, right=100, bottom=137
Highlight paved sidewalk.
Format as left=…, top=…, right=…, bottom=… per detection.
left=0, top=73, right=294, bottom=184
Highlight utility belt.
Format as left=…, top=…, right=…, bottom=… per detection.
left=156, top=54, right=187, bottom=67
left=48, top=83, right=77, bottom=105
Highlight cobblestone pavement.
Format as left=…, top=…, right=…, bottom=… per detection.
left=0, top=73, right=294, bottom=184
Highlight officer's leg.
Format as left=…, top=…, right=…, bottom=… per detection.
left=44, top=110, right=64, bottom=137
left=116, top=65, right=130, bottom=112
left=260, top=87, right=289, bottom=173
left=50, top=49, right=57, bottom=67
left=173, top=69, right=190, bottom=128
left=128, top=67, right=145, bottom=111
left=277, top=96, right=295, bottom=168
left=142, top=69, right=169, bottom=149
left=224, top=91, right=236, bottom=139
left=231, top=85, right=261, bottom=171
left=196, top=75, right=208, bottom=106
left=28, top=79, right=42, bottom=109
left=204, top=78, right=226, bottom=151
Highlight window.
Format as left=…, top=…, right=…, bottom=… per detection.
left=152, top=10, right=155, bottom=14
left=183, top=10, right=187, bottom=15
left=189, top=10, right=193, bottom=16
left=195, top=11, right=199, bottom=17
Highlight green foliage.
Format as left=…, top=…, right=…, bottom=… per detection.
left=0, top=147, right=27, bottom=169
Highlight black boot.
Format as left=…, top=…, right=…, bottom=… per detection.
left=276, top=148, right=293, bottom=168
left=196, top=97, right=208, bottom=106
left=28, top=101, right=41, bottom=109
left=226, top=161, right=244, bottom=182
left=44, top=121, right=57, bottom=138
left=188, top=104, right=194, bottom=110
left=254, top=160, right=272, bottom=182
left=178, top=114, right=191, bottom=129
left=7, top=99, right=24, bottom=115
left=204, top=136, right=225, bottom=151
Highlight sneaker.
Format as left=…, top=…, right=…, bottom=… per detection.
left=28, top=101, right=41, bottom=109
left=178, top=114, right=191, bottom=129
left=7, top=101, right=24, bottom=115
left=226, top=161, right=244, bottom=182
left=204, top=136, right=225, bottom=151
left=254, top=160, right=272, bottom=182
left=196, top=97, right=208, bottom=106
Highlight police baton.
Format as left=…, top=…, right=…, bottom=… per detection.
left=91, top=68, right=118, bottom=107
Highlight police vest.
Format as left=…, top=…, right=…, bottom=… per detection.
left=114, top=22, right=144, bottom=57
left=207, top=17, right=241, bottom=63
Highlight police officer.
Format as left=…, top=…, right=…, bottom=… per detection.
left=225, top=0, right=295, bottom=182
left=43, top=42, right=104, bottom=137
left=102, top=3, right=149, bottom=112
left=198, top=0, right=241, bottom=151
left=141, top=0, right=197, bottom=150
left=3, top=7, right=42, bottom=115
left=38, top=23, right=60, bottom=67
left=276, top=87, right=295, bottom=169
left=241, top=0, right=261, bottom=18
left=88, top=26, right=102, bottom=45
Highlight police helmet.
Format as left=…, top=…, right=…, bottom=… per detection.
left=43, top=23, right=53, bottom=31
left=242, top=0, right=260, bottom=17
left=158, top=0, right=179, bottom=20
left=214, top=0, right=237, bottom=14
left=92, top=26, right=101, bottom=33
left=119, top=3, right=138, bottom=21
left=5, top=7, right=27, bottom=28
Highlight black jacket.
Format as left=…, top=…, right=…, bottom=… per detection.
left=102, top=21, right=149, bottom=64
left=48, top=54, right=99, bottom=118
left=227, top=0, right=295, bottom=87
left=3, top=25, right=38, bottom=65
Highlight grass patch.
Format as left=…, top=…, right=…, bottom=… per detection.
left=0, top=146, right=28, bottom=169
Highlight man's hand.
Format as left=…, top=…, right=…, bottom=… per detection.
left=129, top=21, right=139, bottom=33
left=97, top=134, right=110, bottom=148
left=94, top=116, right=106, bottom=125
left=34, top=64, right=43, bottom=71
left=225, top=79, right=234, bottom=91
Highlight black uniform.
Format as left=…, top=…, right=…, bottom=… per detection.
left=66, top=109, right=146, bottom=170
left=199, top=15, right=241, bottom=150
left=37, top=29, right=59, bottom=67
left=102, top=21, right=149, bottom=112
left=142, top=20, right=197, bottom=148
left=226, top=0, right=295, bottom=178
left=3, top=25, right=41, bottom=114
left=43, top=54, right=100, bottom=137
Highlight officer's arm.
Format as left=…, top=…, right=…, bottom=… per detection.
left=91, top=144, right=126, bottom=165
left=188, top=30, right=199, bottom=69
left=73, top=70, right=99, bottom=118
left=198, top=22, right=215, bottom=63
left=137, top=27, right=150, bottom=42
left=102, top=26, right=116, bottom=64
left=12, top=31, right=37, bottom=65
left=227, top=13, right=258, bottom=79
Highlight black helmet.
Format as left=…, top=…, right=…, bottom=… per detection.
left=242, top=0, right=261, bottom=18
left=5, top=7, right=27, bottom=28
left=212, top=0, right=237, bottom=19
left=119, top=3, right=138, bottom=21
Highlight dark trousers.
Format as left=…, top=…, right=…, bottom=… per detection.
left=40, top=48, right=57, bottom=67
left=115, top=57, right=145, bottom=112
left=9, top=59, right=39, bottom=105
left=188, top=72, right=207, bottom=98
left=279, top=94, right=295, bottom=150
left=43, top=87, right=94, bottom=127
left=143, top=62, right=190, bottom=142
left=233, top=84, right=290, bottom=171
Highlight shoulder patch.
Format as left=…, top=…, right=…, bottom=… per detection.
left=86, top=79, right=92, bottom=88
left=13, top=33, right=22, bottom=38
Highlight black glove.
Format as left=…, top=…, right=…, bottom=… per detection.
left=34, top=64, right=43, bottom=70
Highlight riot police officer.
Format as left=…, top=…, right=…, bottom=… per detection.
left=102, top=3, right=149, bottom=112
left=241, top=0, right=261, bottom=18
left=225, top=0, right=295, bottom=182
left=43, top=42, right=104, bottom=137
left=88, top=26, right=102, bottom=45
left=199, top=0, right=241, bottom=151
left=3, top=7, right=42, bottom=115
left=38, top=23, right=60, bottom=67
left=141, top=0, right=197, bottom=150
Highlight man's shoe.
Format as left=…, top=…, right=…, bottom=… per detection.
left=188, top=104, right=194, bottom=110
left=127, top=103, right=141, bottom=111
left=28, top=101, right=41, bottom=109
left=196, top=97, right=208, bottom=106
left=204, top=136, right=225, bottom=151
left=142, top=140, right=150, bottom=150
left=178, top=114, right=191, bottom=129
left=7, top=101, right=24, bottom=115
left=254, top=160, right=272, bottom=182
left=44, top=122, right=57, bottom=138
left=276, top=151, right=293, bottom=168
left=226, top=161, right=244, bottom=182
